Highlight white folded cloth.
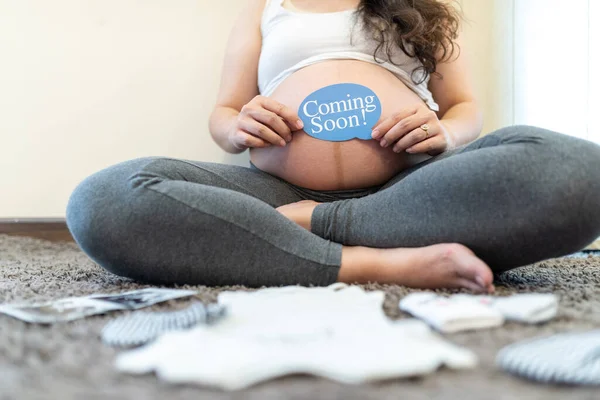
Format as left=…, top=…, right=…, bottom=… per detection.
left=399, top=292, right=504, bottom=333
left=453, top=293, right=558, bottom=324
left=115, top=284, right=477, bottom=390
left=399, top=292, right=559, bottom=334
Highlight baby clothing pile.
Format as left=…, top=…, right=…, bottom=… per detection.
left=399, top=292, right=600, bottom=386
left=114, top=284, right=477, bottom=390
left=105, top=285, right=600, bottom=389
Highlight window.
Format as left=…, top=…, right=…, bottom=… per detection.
left=514, top=0, right=599, bottom=143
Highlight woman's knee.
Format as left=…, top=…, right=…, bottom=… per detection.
left=513, top=126, right=600, bottom=240
left=66, top=157, right=160, bottom=274
left=491, top=125, right=600, bottom=170
left=573, top=142, right=600, bottom=235
left=489, top=125, right=571, bottom=148
left=491, top=125, right=600, bottom=226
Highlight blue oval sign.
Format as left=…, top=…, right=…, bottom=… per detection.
left=298, top=83, right=382, bottom=142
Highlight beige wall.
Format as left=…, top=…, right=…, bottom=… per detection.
left=0, top=0, right=249, bottom=217
left=0, top=0, right=513, bottom=217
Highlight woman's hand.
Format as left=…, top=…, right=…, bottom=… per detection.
left=228, top=95, right=304, bottom=151
left=371, top=104, right=456, bottom=156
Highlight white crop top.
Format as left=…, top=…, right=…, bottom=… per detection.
left=257, top=0, right=439, bottom=111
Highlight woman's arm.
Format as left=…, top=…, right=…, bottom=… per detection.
left=428, top=33, right=483, bottom=147
left=209, top=0, right=263, bottom=153
left=209, top=0, right=301, bottom=154
left=370, top=35, right=482, bottom=156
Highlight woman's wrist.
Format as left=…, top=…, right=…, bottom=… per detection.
left=438, top=120, right=455, bottom=149
left=439, top=102, right=483, bottom=148
left=209, top=107, right=247, bottom=154
left=440, top=118, right=479, bottom=148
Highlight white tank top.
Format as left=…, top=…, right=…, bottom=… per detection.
left=257, top=0, right=440, bottom=111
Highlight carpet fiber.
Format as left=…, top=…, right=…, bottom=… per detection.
left=1, top=234, right=599, bottom=400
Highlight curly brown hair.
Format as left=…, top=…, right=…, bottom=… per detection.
left=356, top=0, right=462, bottom=84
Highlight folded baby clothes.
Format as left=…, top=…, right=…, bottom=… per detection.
left=496, top=330, right=600, bottom=385
left=101, top=302, right=226, bottom=347
left=399, top=292, right=504, bottom=333
left=399, top=292, right=559, bottom=333
left=453, top=293, right=558, bottom=324
left=115, top=284, right=477, bottom=390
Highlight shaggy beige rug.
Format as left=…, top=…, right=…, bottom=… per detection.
left=1, top=234, right=599, bottom=400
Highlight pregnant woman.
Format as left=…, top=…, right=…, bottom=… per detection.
left=66, top=0, right=600, bottom=293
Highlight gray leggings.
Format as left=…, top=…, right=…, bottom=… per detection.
left=66, top=125, right=600, bottom=287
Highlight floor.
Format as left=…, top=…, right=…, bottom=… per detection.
left=1, top=234, right=599, bottom=400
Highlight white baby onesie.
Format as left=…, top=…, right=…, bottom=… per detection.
left=115, top=284, right=477, bottom=390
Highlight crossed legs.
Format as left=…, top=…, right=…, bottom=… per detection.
left=67, top=126, right=600, bottom=291
left=279, top=125, right=600, bottom=290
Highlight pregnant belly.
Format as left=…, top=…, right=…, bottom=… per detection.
left=250, top=60, right=434, bottom=190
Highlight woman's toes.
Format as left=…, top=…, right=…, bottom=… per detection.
left=463, top=262, right=494, bottom=291
left=455, top=278, right=488, bottom=293
left=438, top=243, right=494, bottom=292
left=473, top=265, right=494, bottom=293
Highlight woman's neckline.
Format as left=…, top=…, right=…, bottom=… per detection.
left=279, top=0, right=356, bottom=16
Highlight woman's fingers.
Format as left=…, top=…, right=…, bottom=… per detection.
left=260, top=97, right=304, bottom=130
left=404, top=137, right=446, bottom=156
left=379, top=114, right=429, bottom=147
left=392, top=125, right=432, bottom=152
left=249, top=109, right=293, bottom=142
left=231, top=131, right=271, bottom=150
left=371, top=107, right=418, bottom=140
left=234, top=95, right=303, bottom=149
left=239, top=118, right=286, bottom=147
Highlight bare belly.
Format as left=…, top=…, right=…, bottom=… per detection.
left=250, top=60, right=434, bottom=190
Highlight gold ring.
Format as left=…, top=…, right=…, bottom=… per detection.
left=420, top=124, right=430, bottom=137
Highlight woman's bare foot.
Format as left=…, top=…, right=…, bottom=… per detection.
left=339, top=243, right=495, bottom=293
left=276, top=200, right=320, bottom=230
left=277, top=200, right=494, bottom=292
